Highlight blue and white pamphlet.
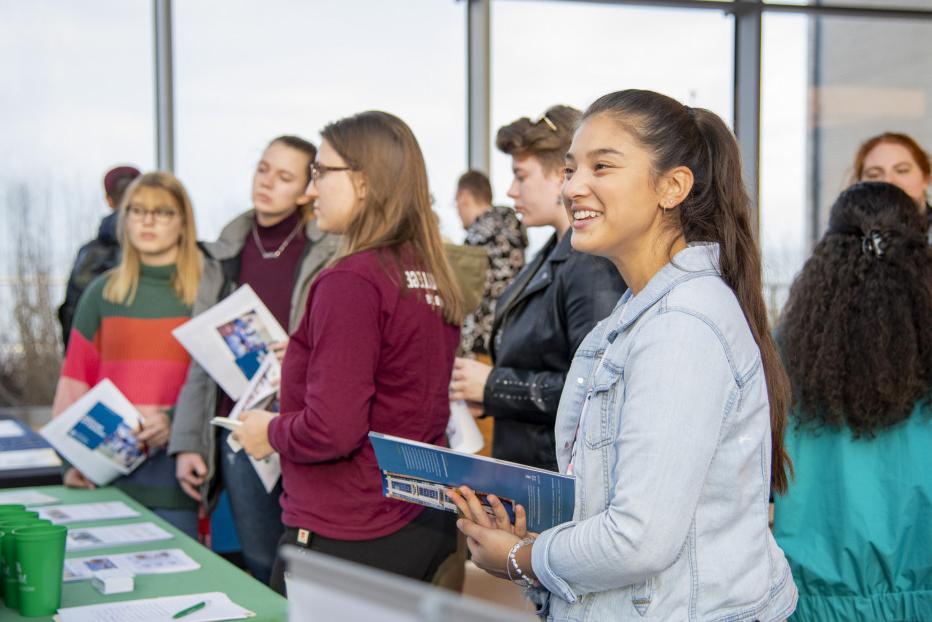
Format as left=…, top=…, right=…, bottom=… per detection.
left=40, top=379, right=145, bottom=486
left=369, top=432, right=574, bottom=533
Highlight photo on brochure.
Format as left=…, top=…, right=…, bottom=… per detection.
left=383, top=471, right=517, bottom=523
left=215, top=309, right=275, bottom=380
left=66, top=402, right=145, bottom=471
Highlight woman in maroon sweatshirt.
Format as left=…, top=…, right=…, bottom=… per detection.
left=234, top=111, right=464, bottom=594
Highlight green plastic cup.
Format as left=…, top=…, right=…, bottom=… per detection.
left=0, top=518, right=50, bottom=610
left=0, top=505, right=26, bottom=515
left=13, top=525, right=68, bottom=617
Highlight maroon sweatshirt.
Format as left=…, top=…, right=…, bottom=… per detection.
left=268, top=246, right=460, bottom=540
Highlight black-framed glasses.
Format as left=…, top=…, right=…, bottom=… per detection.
left=309, top=162, right=354, bottom=181
left=126, top=204, right=179, bottom=223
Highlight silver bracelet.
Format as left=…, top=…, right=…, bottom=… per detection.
left=507, top=537, right=539, bottom=588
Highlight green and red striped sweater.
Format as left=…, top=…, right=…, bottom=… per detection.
left=54, top=263, right=196, bottom=510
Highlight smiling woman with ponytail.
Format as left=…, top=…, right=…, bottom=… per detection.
left=449, top=90, right=798, bottom=621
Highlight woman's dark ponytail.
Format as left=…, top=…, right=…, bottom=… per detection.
left=584, top=90, right=793, bottom=493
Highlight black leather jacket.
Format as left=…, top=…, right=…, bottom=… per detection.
left=484, top=232, right=626, bottom=470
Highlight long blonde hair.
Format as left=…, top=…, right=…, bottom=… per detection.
left=104, top=171, right=202, bottom=306
left=321, top=111, right=463, bottom=325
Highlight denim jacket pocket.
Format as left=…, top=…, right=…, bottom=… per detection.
left=631, top=577, right=654, bottom=617
left=583, top=361, right=622, bottom=449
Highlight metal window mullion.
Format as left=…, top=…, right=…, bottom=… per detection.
left=733, top=0, right=763, bottom=240
left=466, top=0, right=491, bottom=174
left=154, top=0, right=175, bottom=172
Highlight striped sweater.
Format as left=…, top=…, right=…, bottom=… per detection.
left=56, top=263, right=195, bottom=510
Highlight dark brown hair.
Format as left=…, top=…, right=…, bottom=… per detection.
left=584, top=90, right=793, bottom=493
left=456, top=170, right=493, bottom=205
left=321, top=111, right=463, bottom=325
left=779, top=182, right=932, bottom=436
left=495, top=105, right=580, bottom=174
left=851, top=132, right=931, bottom=183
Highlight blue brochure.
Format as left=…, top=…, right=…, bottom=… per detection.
left=369, top=432, right=575, bottom=533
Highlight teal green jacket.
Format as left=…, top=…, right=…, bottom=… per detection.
left=773, top=401, right=932, bottom=621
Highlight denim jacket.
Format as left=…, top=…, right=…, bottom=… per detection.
left=530, top=243, right=797, bottom=621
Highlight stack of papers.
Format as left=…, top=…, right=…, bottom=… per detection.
left=57, top=592, right=254, bottom=622
left=66, top=522, right=173, bottom=552
left=38, top=501, right=140, bottom=524
left=63, top=548, right=200, bottom=582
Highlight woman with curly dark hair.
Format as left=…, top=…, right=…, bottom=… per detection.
left=773, top=181, right=932, bottom=621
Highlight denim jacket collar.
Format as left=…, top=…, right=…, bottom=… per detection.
left=609, top=242, right=721, bottom=340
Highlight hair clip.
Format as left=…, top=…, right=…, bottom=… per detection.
left=861, top=230, right=886, bottom=258
left=536, top=113, right=557, bottom=132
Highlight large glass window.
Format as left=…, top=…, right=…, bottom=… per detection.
left=173, top=0, right=467, bottom=241
left=491, top=0, right=735, bottom=252
left=0, top=0, right=155, bottom=282
left=760, top=13, right=932, bottom=312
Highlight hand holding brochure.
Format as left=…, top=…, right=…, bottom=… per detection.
left=39, top=379, right=145, bottom=486
left=172, top=284, right=287, bottom=400
left=369, top=432, right=575, bottom=533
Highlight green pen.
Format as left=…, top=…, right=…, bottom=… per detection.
left=172, top=599, right=208, bottom=619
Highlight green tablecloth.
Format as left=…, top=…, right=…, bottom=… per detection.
left=0, top=485, right=287, bottom=621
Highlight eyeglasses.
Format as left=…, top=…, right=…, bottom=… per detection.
left=309, top=162, right=355, bottom=181
left=126, top=205, right=179, bottom=223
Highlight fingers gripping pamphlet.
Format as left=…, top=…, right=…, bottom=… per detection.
left=172, top=284, right=287, bottom=400
left=368, top=432, right=575, bottom=533
left=39, top=379, right=146, bottom=486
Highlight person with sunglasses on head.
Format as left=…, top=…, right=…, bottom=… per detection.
left=52, top=171, right=204, bottom=537
left=450, top=90, right=797, bottom=621
left=449, top=105, right=626, bottom=472
left=232, top=111, right=463, bottom=594
left=169, top=136, right=338, bottom=584
left=773, top=182, right=932, bottom=621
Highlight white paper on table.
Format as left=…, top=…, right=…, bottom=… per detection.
left=0, top=420, right=25, bottom=437
left=0, top=448, right=62, bottom=470
left=38, top=501, right=140, bottom=524
left=172, top=285, right=287, bottom=400
left=0, top=489, right=59, bottom=506
left=63, top=548, right=200, bottom=582
left=221, top=356, right=282, bottom=493
left=66, top=521, right=173, bottom=552
left=39, top=379, right=144, bottom=486
left=57, top=591, right=254, bottom=622
left=446, top=400, right=484, bottom=454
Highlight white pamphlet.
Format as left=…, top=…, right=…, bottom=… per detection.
left=38, top=501, right=140, bottom=524
left=0, top=489, right=59, bottom=506
left=0, top=448, right=61, bottom=470
left=446, top=400, right=484, bottom=454
left=172, top=284, right=287, bottom=400
left=63, top=548, right=200, bottom=582
left=220, top=356, right=282, bottom=493
left=66, top=521, right=173, bottom=552
left=38, top=379, right=145, bottom=486
left=57, top=591, right=254, bottom=622
left=0, top=419, right=25, bottom=437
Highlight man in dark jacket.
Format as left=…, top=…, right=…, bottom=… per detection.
left=58, top=165, right=140, bottom=349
